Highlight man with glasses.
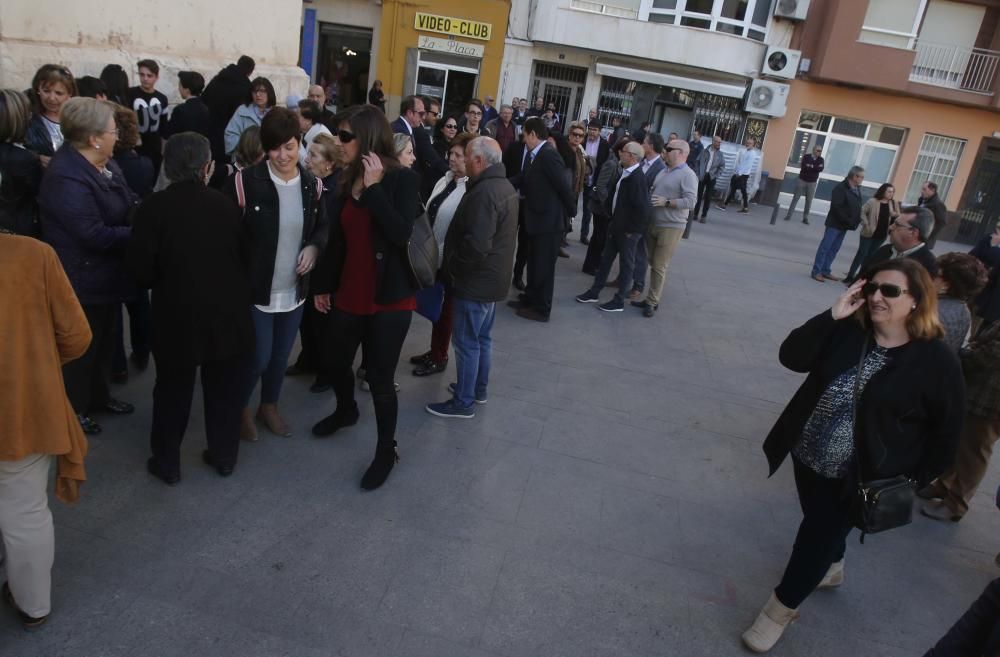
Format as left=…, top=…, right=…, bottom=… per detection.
left=392, top=94, right=447, bottom=194
left=861, top=206, right=939, bottom=277
left=422, top=97, right=440, bottom=136
left=810, top=165, right=865, bottom=283
left=580, top=119, right=610, bottom=244
left=462, top=101, right=487, bottom=136
left=785, top=145, right=825, bottom=224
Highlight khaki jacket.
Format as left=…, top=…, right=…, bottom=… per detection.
left=860, top=198, right=900, bottom=238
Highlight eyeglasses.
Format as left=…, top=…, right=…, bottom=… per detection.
left=468, top=110, right=482, bottom=116
left=889, top=219, right=915, bottom=231
left=663, top=147, right=680, bottom=153
left=570, top=132, right=585, bottom=138
left=427, top=110, right=439, bottom=118
left=443, top=123, right=458, bottom=129
left=336, top=129, right=356, bottom=144
left=862, top=282, right=909, bottom=298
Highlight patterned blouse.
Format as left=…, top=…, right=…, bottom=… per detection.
left=793, top=346, right=891, bottom=479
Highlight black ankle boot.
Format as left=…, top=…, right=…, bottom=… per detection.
left=312, top=404, right=360, bottom=437
left=360, top=441, right=399, bottom=490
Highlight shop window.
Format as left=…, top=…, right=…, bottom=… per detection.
left=903, top=134, right=967, bottom=203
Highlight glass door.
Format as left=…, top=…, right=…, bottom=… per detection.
left=443, top=71, right=477, bottom=119
left=414, top=55, right=480, bottom=123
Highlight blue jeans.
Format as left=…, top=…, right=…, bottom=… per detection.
left=846, top=236, right=883, bottom=281
left=451, top=299, right=495, bottom=408
left=247, top=304, right=304, bottom=406
left=811, top=227, right=847, bottom=277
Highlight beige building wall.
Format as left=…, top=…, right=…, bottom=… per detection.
left=0, top=0, right=308, bottom=102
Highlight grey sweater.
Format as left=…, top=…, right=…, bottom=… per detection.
left=650, top=163, right=699, bottom=229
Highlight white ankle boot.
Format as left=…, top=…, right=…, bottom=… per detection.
left=742, top=592, right=799, bottom=653
left=818, top=559, right=844, bottom=589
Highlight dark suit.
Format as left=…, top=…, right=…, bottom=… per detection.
left=511, top=143, right=576, bottom=317
left=862, top=243, right=939, bottom=277
left=392, top=117, right=447, bottom=201
left=586, top=165, right=653, bottom=301
left=581, top=138, right=611, bottom=241
left=632, top=156, right=665, bottom=292
left=504, top=140, right=530, bottom=284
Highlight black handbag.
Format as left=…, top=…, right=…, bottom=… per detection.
left=849, top=336, right=916, bottom=542
left=405, top=210, right=438, bottom=290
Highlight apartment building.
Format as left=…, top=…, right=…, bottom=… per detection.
left=764, top=0, right=1000, bottom=244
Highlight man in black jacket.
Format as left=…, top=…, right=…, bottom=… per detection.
left=508, top=118, right=576, bottom=322
left=575, top=141, right=652, bottom=312
left=201, top=55, right=254, bottom=164
left=580, top=119, right=611, bottom=244
left=919, top=180, right=949, bottom=249
left=810, top=166, right=865, bottom=282
left=861, top=206, right=939, bottom=277
left=391, top=95, right=447, bottom=199
left=160, top=71, right=210, bottom=141
left=426, top=137, right=519, bottom=418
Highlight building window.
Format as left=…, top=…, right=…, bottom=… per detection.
left=858, top=0, right=927, bottom=49
left=904, top=134, right=967, bottom=204
left=644, top=0, right=771, bottom=41
left=596, top=76, right=637, bottom=129
left=783, top=111, right=906, bottom=203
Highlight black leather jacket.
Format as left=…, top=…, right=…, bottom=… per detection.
left=0, top=143, right=43, bottom=236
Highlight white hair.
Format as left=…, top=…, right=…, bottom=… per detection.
left=467, top=137, right=502, bottom=165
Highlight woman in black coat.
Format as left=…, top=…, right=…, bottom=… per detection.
left=742, top=258, right=965, bottom=653
left=0, top=89, right=43, bottom=237
left=310, top=104, right=420, bottom=491
left=127, top=133, right=255, bottom=484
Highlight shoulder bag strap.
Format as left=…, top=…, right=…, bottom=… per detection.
left=235, top=169, right=246, bottom=210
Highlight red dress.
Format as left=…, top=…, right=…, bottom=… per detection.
left=334, top=198, right=416, bottom=315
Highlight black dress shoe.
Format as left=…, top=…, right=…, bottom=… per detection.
left=515, top=307, right=550, bottom=322
left=643, top=304, right=657, bottom=318
left=360, top=442, right=400, bottom=491
left=99, top=398, right=134, bottom=415
left=312, top=406, right=360, bottom=437
left=309, top=379, right=332, bottom=393
left=413, top=360, right=447, bottom=377
left=581, top=236, right=590, bottom=245
left=146, top=457, right=180, bottom=486
left=507, top=299, right=528, bottom=309
left=512, top=278, right=526, bottom=291
left=202, top=450, right=234, bottom=477
left=77, top=414, right=102, bottom=435
left=409, top=350, right=432, bottom=365
left=629, top=299, right=649, bottom=308
left=3, top=582, right=48, bottom=630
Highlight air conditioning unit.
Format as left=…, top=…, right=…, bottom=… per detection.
left=762, top=46, right=801, bottom=80
left=745, top=80, right=790, bottom=117
left=774, top=0, right=810, bottom=20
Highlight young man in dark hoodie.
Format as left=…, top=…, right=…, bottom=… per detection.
left=202, top=55, right=255, bottom=164
left=127, top=59, right=169, bottom=177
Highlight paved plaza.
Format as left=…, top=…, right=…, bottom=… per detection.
left=4, top=204, right=997, bottom=657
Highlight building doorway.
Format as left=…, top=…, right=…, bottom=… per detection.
left=956, top=138, right=1000, bottom=244
left=414, top=52, right=481, bottom=121
left=316, top=23, right=373, bottom=110
left=530, top=62, right=588, bottom=134
left=652, top=103, right=694, bottom=140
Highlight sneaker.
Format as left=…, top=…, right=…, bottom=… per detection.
left=3, top=582, right=48, bottom=630
left=425, top=399, right=475, bottom=419
left=575, top=290, right=600, bottom=303
left=448, top=383, right=488, bottom=404
left=739, top=208, right=749, bottom=214
left=597, top=298, right=624, bottom=312
left=715, top=204, right=726, bottom=211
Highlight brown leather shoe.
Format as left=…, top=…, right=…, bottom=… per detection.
left=515, top=307, right=550, bottom=322
left=239, top=407, right=258, bottom=442
left=811, top=274, right=826, bottom=283
left=257, top=403, right=292, bottom=437
left=605, top=277, right=619, bottom=288
left=821, top=273, right=842, bottom=281
left=627, top=289, right=642, bottom=301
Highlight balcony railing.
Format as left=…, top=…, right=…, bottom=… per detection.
left=910, top=40, right=1000, bottom=95
left=568, top=0, right=639, bottom=19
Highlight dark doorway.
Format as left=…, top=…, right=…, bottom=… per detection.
left=316, top=23, right=373, bottom=110
left=957, top=138, right=1000, bottom=245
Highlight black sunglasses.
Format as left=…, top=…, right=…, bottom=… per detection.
left=443, top=123, right=458, bottom=129
left=336, top=129, right=356, bottom=144
left=663, top=147, right=681, bottom=153
left=862, top=282, right=909, bottom=298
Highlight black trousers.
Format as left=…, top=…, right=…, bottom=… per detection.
left=513, top=218, right=531, bottom=284
left=326, top=308, right=411, bottom=447
left=924, top=578, right=1000, bottom=657
left=583, top=212, right=610, bottom=273
left=150, top=351, right=251, bottom=476
left=693, top=175, right=716, bottom=218
left=774, top=458, right=854, bottom=609
left=294, top=299, right=328, bottom=374
left=525, top=232, right=561, bottom=317
left=63, top=303, right=117, bottom=414
left=112, top=292, right=152, bottom=373
left=725, top=174, right=750, bottom=209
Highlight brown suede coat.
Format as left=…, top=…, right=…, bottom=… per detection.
left=0, top=233, right=90, bottom=502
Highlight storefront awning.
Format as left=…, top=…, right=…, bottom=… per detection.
left=595, top=62, right=747, bottom=99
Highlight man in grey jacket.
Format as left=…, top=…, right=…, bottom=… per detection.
left=426, top=137, right=519, bottom=419
left=693, top=135, right=725, bottom=222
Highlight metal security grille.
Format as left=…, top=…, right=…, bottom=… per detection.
left=692, top=93, right=745, bottom=142
left=596, top=76, right=636, bottom=128
left=533, top=62, right=588, bottom=84
left=904, top=134, right=967, bottom=204
left=530, top=62, right=588, bottom=133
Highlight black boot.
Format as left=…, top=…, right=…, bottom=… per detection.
left=360, top=441, right=399, bottom=490
left=312, top=403, right=360, bottom=437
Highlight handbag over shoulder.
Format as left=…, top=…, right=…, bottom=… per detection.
left=405, top=210, right=438, bottom=290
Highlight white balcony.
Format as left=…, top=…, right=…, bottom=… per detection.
left=910, top=40, right=1000, bottom=95
left=568, top=0, right=639, bottom=19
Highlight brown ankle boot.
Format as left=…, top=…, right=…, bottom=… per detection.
left=257, top=403, right=291, bottom=437
left=239, top=407, right=258, bottom=442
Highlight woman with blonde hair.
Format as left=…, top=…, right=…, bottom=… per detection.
left=742, top=257, right=965, bottom=653
left=25, top=64, right=77, bottom=166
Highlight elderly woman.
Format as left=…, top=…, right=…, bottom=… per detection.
left=742, top=258, right=965, bottom=653
left=310, top=104, right=421, bottom=491
left=224, top=77, right=275, bottom=157
left=25, top=64, right=77, bottom=166
left=408, top=131, right=475, bottom=377
left=39, top=97, right=137, bottom=436
left=127, top=133, right=254, bottom=484
left=0, top=230, right=91, bottom=629
left=0, top=89, right=43, bottom=236
left=225, top=107, right=328, bottom=441
left=297, top=99, right=332, bottom=167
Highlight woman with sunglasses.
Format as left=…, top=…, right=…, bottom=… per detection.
left=742, top=257, right=964, bottom=653
left=310, top=105, right=421, bottom=491
left=433, top=117, right=459, bottom=161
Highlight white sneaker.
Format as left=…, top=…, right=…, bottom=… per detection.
left=742, top=593, right=799, bottom=653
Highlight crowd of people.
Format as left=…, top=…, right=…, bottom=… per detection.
left=2, top=54, right=1000, bottom=654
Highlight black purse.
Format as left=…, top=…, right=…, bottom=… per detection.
left=849, top=336, right=916, bottom=542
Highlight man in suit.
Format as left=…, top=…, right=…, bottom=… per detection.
left=508, top=118, right=576, bottom=322
left=693, top=135, right=725, bottom=222
left=861, top=206, right=939, bottom=277
left=811, top=165, right=865, bottom=282
left=580, top=119, right=611, bottom=245
left=391, top=95, right=447, bottom=196
left=503, top=135, right=529, bottom=290
left=629, top=133, right=666, bottom=300
left=575, top=141, right=652, bottom=312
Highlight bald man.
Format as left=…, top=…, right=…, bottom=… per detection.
left=307, top=84, right=335, bottom=128
left=637, top=139, right=698, bottom=317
